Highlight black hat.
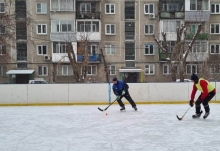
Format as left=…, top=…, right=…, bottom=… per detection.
left=112, top=77, right=118, bottom=81
left=191, top=73, right=199, bottom=83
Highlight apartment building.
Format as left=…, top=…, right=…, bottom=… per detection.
left=0, top=0, right=219, bottom=84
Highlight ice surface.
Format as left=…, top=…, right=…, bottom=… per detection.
left=0, top=104, right=220, bottom=151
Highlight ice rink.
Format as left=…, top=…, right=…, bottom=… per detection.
left=0, top=104, right=220, bottom=151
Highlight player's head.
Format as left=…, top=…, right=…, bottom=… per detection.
left=112, top=77, right=118, bottom=84
left=191, top=73, right=199, bottom=84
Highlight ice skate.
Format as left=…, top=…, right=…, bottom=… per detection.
left=192, top=110, right=203, bottom=118
left=120, top=106, right=125, bottom=111
left=133, top=106, right=137, bottom=111
left=203, top=112, right=210, bottom=119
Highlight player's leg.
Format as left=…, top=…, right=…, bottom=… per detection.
left=202, top=91, right=215, bottom=119
left=124, top=91, right=137, bottom=111
left=192, top=94, right=203, bottom=118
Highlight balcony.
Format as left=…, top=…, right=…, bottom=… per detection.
left=159, top=12, right=184, bottom=19
left=76, top=11, right=101, bottom=20
left=77, top=54, right=101, bottom=63
left=76, top=20, right=101, bottom=41
left=184, top=0, right=210, bottom=22
left=185, top=11, right=210, bottom=22
left=50, top=33, right=77, bottom=42
left=185, top=33, right=208, bottom=40
left=159, top=52, right=171, bottom=61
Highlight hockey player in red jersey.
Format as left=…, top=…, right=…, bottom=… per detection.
left=189, top=73, right=216, bottom=119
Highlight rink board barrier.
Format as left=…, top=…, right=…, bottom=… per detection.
left=0, top=82, right=219, bottom=106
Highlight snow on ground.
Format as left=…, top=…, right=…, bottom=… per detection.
left=0, top=104, right=219, bottom=151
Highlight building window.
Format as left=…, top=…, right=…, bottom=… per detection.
left=161, top=41, right=176, bottom=53
left=0, top=25, right=5, bottom=34
left=163, top=64, right=169, bottom=74
left=145, top=64, right=155, bottom=75
left=211, top=4, right=220, bottom=14
left=210, top=64, right=220, bottom=74
left=89, top=45, right=97, bottom=56
left=37, top=24, right=47, bottom=34
left=105, top=45, right=116, bottom=55
left=16, top=22, right=27, bottom=40
left=190, top=24, right=197, bottom=34
left=53, top=42, right=67, bottom=53
left=163, top=21, right=181, bottom=32
left=0, top=45, right=6, bottom=55
left=190, top=0, right=209, bottom=11
left=0, top=67, right=6, bottom=76
left=38, top=66, right=48, bottom=76
left=17, top=43, right=27, bottom=61
left=36, top=3, right=47, bottom=14
left=144, top=4, right=154, bottom=14
left=173, top=65, right=179, bottom=74
left=125, top=1, right=135, bottom=19
left=210, top=44, right=220, bottom=54
left=80, top=3, right=91, bottom=12
left=51, top=20, right=74, bottom=33
left=58, top=65, right=73, bottom=76
left=0, top=3, right=5, bottom=13
left=17, top=63, right=27, bottom=69
left=37, top=45, right=47, bottom=55
left=125, top=22, right=135, bottom=40
left=210, top=24, right=220, bottom=34
left=144, top=44, right=154, bottom=55
left=105, top=24, right=115, bottom=35
left=77, top=21, right=99, bottom=32
left=108, top=65, right=116, bottom=75
left=105, top=4, right=115, bottom=14
left=125, top=43, right=135, bottom=60
left=145, top=25, right=154, bottom=35
left=186, top=64, right=197, bottom=74
left=50, top=0, right=74, bottom=11
left=87, top=65, right=97, bottom=75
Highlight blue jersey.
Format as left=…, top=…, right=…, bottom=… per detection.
left=112, top=80, right=126, bottom=95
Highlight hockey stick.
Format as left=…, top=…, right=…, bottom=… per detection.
left=98, top=97, right=119, bottom=112
left=176, top=107, right=191, bottom=121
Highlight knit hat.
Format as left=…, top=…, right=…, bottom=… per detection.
left=191, top=73, right=199, bottom=84
left=112, top=77, right=118, bottom=81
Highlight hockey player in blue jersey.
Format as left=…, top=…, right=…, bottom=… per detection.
left=112, top=77, right=137, bottom=111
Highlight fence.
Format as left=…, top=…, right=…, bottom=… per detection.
left=0, top=82, right=219, bottom=105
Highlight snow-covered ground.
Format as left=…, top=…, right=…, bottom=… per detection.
left=0, top=104, right=219, bottom=151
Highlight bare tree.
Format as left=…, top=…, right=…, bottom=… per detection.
left=0, top=1, right=34, bottom=83
left=153, top=24, right=203, bottom=82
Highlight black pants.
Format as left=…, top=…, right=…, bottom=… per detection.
left=195, top=91, right=215, bottom=114
left=117, top=91, right=136, bottom=108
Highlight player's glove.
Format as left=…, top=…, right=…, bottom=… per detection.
left=122, top=90, right=126, bottom=95
left=116, top=95, right=120, bottom=100
left=189, top=100, right=194, bottom=107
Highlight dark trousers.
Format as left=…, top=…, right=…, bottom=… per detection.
left=117, top=91, right=136, bottom=107
left=195, top=91, right=215, bottom=114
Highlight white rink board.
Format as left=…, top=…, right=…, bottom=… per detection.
left=69, top=84, right=109, bottom=102
left=27, top=84, right=69, bottom=104
left=0, top=85, right=28, bottom=104
left=147, top=83, right=189, bottom=102
left=0, top=82, right=219, bottom=104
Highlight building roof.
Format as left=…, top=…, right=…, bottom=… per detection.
left=6, top=70, right=34, bottom=75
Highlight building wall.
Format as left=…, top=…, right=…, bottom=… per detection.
left=1, top=0, right=220, bottom=83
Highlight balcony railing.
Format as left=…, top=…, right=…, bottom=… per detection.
left=185, top=33, right=208, bottom=40
left=159, top=12, right=184, bottom=19
left=76, top=11, right=101, bottom=19
left=77, top=54, right=101, bottom=62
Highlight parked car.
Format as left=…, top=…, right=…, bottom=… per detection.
left=29, top=80, right=48, bottom=84
left=176, top=79, right=191, bottom=82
